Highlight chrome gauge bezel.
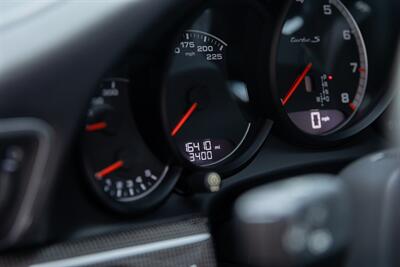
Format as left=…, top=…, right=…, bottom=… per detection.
left=269, top=0, right=391, bottom=144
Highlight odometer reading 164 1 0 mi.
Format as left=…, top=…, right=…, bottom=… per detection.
left=182, top=139, right=235, bottom=165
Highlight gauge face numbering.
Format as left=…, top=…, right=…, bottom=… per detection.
left=276, top=0, right=368, bottom=135
left=173, top=30, right=227, bottom=64
left=164, top=30, right=252, bottom=167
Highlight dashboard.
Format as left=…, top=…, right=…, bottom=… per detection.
left=0, top=0, right=398, bottom=266
left=78, top=0, right=396, bottom=214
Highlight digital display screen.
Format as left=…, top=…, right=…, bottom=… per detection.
left=288, top=109, right=345, bottom=135
left=180, top=139, right=234, bottom=166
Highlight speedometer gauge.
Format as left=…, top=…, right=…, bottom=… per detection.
left=162, top=28, right=272, bottom=171
left=164, top=30, right=250, bottom=167
left=275, top=0, right=368, bottom=136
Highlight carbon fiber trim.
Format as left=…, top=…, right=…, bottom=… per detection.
left=0, top=217, right=216, bottom=267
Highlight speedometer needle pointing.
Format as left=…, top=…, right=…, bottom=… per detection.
left=95, top=160, right=124, bottom=180
left=171, top=102, right=198, bottom=137
left=282, top=63, right=313, bottom=106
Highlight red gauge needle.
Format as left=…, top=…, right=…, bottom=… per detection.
left=282, top=63, right=313, bottom=106
left=171, top=102, right=198, bottom=137
left=86, top=122, right=107, bottom=132
left=95, top=160, right=124, bottom=180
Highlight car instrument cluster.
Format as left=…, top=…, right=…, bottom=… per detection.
left=80, top=0, right=395, bottom=212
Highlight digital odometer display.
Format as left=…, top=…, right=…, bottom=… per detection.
left=276, top=0, right=368, bottom=135
left=180, top=139, right=234, bottom=165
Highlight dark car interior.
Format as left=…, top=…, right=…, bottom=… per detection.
left=0, top=0, right=399, bottom=266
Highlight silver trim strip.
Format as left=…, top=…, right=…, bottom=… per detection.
left=30, top=233, right=211, bottom=267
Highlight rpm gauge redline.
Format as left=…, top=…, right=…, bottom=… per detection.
left=276, top=0, right=368, bottom=135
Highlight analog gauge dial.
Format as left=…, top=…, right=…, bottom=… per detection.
left=82, top=78, right=178, bottom=212
left=275, top=0, right=368, bottom=135
left=163, top=30, right=252, bottom=168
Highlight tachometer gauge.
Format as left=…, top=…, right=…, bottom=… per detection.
left=82, top=78, right=179, bottom=213
left=275, top=0, right=368, bottom=136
